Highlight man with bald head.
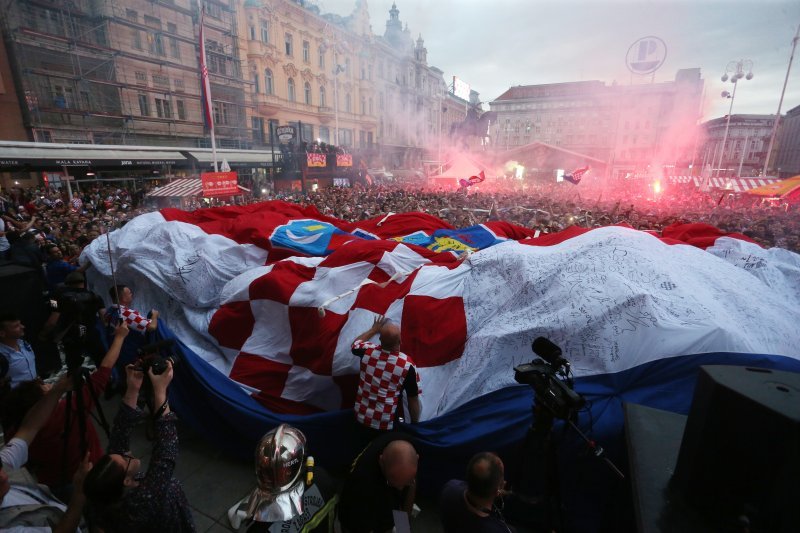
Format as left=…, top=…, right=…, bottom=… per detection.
left=351, top=315, right=421, bottom=436
left=338, top=432, right=419, bottom=533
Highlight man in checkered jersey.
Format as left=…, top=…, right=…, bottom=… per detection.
left=106, top=284, right=159, bottom=334
left=351, top=315, right=421, bottom=435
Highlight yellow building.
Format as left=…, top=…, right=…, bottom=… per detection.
left=239, top=0, right=377, bottom=152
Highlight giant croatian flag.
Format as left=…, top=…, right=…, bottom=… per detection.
left=84, top=201, right=800, bottom=530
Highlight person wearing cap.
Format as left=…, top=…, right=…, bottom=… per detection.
left=338, top=432, right=419, bottom=533
left=83, top=360, right=195, bottom=532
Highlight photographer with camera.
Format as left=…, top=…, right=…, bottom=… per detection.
left=83, top=360, right=195, bottom=532
left=0, top=323, right=129, bottom=499
left=0, top=373, right=94, bottom=532
left=42, top=271, right=107, bottom=368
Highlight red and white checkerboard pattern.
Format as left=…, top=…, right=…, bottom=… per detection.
left=210, top=241, right=467, bottom=415
left=352, top=340, right=418, bottom=430
left=118, top=305, right=151, bottom=333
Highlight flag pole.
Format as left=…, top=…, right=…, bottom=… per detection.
left=200, top=7, right=219, bottom=172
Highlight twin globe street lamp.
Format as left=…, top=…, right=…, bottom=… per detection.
left=715, top=59, right=754, bottom=178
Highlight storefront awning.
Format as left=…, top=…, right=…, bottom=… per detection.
left=147, top=178, right=250, bottom=198
left=185, top=150, right=276, bottom=167
left=146, top=179, right=202, bottom=197
left=0, top=142, right=186, bottom=168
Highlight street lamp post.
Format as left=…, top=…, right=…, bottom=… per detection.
left=762, top=24, right=800, bottom=177
left=715, top=59, right=754, bottom=178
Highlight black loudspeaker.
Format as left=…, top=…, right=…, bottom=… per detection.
left=672, top=365, right=800, bottom=532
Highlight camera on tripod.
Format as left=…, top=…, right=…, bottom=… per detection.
left=50, top=288, right=105, bottom=373
left=514, top=337, right=585, bottom=420
left=134, top=339, right=180, bottom=375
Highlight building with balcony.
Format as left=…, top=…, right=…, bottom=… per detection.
left=701, top=114, right=776, bottom=178
left=489, top=69, right=704, bottom=179
left=0, top=0, right=249, bottom=150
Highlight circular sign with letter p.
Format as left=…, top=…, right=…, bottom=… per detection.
left=626, top=36, right=667, bottom=75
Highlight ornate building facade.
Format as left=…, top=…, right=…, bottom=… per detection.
left=701, top=114, right=776, bottom=178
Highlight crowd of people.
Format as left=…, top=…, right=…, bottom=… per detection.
left=1, top=175, right=798, bottom=532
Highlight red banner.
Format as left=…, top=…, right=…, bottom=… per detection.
left=336, top=154, right=353, bottom=167
left=201, top=171, right=239, bottom=197
left=307, top=153, right=326, bottom=168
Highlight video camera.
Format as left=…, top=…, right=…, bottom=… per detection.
left=134, top=339, right=180, bottom=375
left=514, top=337, right=585, bottom=420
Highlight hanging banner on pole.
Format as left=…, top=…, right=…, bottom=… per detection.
left=201, top=171, right=239, bottom=197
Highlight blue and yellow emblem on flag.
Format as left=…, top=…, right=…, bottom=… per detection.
left=270, top=219, right=353, bottom=256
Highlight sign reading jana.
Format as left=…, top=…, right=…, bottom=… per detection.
left=625, top=36, right=667, bottom=75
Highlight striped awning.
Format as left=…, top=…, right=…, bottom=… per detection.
left=668, top=176, right=695, bottom=183
left=690, top=177, right=779, bottom=192
left=147, top=179, right=202, bottom=197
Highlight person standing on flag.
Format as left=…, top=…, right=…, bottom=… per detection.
left=351, top=315, right=421, bottom=438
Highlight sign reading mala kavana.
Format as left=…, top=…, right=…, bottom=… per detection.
left=201, top=171, right=239, bottom=197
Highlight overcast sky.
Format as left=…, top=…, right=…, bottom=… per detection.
left=316, top=0, right=800, bottom=121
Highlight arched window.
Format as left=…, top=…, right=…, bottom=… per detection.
left=287, top=78, right=296, bottom=102
left=319, top=86, right=326, bottom=107
left=265, top=69, right=273, bottom=95
left=304, top=82, right=311, bottom=105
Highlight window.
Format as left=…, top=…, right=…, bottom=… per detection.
left=345, top=58, right=350, bottom=75
left=369, top=97, right=373, bottom=115
left=203, top=1, right=222, bottom=19
left=260, top=20, right=269, bottom=43
left=132, top=29, right=142, bottom=50
left=360, top=96, right=365, bottom=115
left=144, top=15, right=160, bottom=29
left=155, top=98, right=171, bottom=118
left=252, top=117, right=264, bottom=143
left=318, top=46, right=325, bottom=68
left=304, top=82, right=311, bottom=105
left=345, top=93, right=351, bottom=113
left=125, top=9, right=137, bottom=22
left=253, top=73, right=260, bottom=94
left=319, top=126, right=330, bottom=143
left=361, top=63, right=365, bottom=80
left=176, top=100, right=186, bottom=120
left=167, top=23, right=180, bottom=58
left=368, top=64, right=372, bottom=80
left=284, top=33, right=293, bottom=56
left=379, top=92, right=384, bottom=110
left=249, top=26, right=255, bottom=40
left=152, top=73, right=169, bottom=88
left=319, top=86, right=326, bottom=107
left=138, top=94, right=149, bottom=116
left=213, top=102, right=230, bottom=125
left=150, top=33, right=165, bottom=56
left=134, top=71, right=147, bottom=83
left=302, top=41, right=310, bottom=63
left=287, top=78, right=295, bottom=102
left=174, top=79, right=185, bottom=92
left=265, top=69, right=273, bottom=94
